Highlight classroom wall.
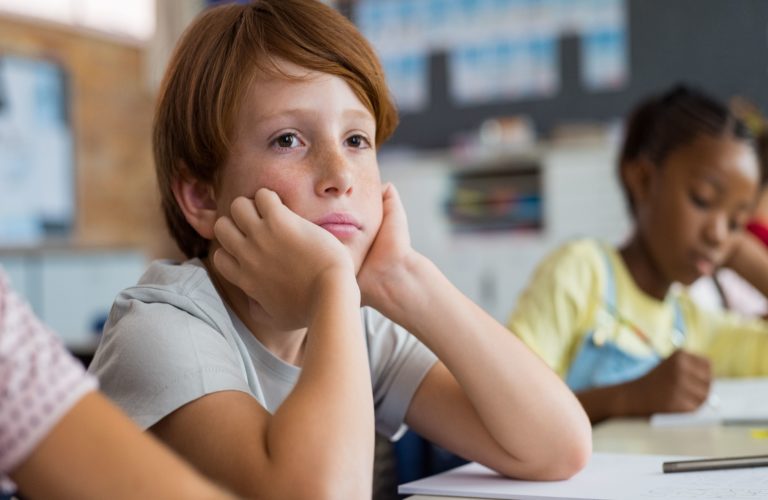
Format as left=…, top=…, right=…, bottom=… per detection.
left=385, top=0, right=768, bottom=149
left=381, top=139, right=631, bottom=322
left=0, top=14, right=176, bottom=258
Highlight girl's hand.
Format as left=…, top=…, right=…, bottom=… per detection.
left=357, top=183, right=419, bottom=311
left=626, top=350, right=712, bottom=414
left=213, top=188, right=357, bottom=328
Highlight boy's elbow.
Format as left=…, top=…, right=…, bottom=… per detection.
left=272, top=471, right=369, bottom=500
left=544, top=419, right=592, bottom=480
left=497, top=427, right=592, bottom=481
left=546, top=435, right=592, bottom=480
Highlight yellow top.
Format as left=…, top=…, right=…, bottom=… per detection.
left=507, top=238, right=768, bottom=378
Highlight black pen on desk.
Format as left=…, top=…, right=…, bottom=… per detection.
left=663, top=454, right=768, bottom=473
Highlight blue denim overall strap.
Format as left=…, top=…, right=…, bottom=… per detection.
left=564, top=246, right=686, bottom=392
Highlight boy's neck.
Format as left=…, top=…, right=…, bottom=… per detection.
left=253, top=325, right=308, bottom=367
left=618, top=236, right=671, bottom=301
left=202, top=258, right=309, bottom=366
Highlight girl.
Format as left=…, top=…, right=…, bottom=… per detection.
left=508, top=84, right=768, bottom=423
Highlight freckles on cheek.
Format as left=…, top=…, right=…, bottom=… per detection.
left=248, top=175, right=295, bottom=203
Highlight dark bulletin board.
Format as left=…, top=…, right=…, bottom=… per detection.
left=383, top=0, right=768, bottom=150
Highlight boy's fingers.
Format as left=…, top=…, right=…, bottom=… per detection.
left=382, top=182, right=395, bottom=198
left=230, top=196, right=261, bottom=233
left=213, top=216, right=246, bottom=253
left=381, top=182, right=409, bottom=230
left=382, top=183, right=404, bottom=213
left=212, top=248, right=241, bottom=284
left=253, top=188, right=283, bottom=219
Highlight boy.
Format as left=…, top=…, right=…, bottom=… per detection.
left=89, top=1, right=591, bottom=497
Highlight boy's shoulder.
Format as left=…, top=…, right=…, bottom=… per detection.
left=136, top=258, right=207, bottom=289
left=112, top=258, right=227, bottom=326
left=127, top=259, right=214, bottom=299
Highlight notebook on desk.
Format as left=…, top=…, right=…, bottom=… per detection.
left=650, top=377, right=768, bottom=427
left=398, top=452, right=768, bottom=500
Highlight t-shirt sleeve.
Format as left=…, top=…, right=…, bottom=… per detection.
left=506, top=240, right=602, bottom=377
left=0, top=271, right=97, bottom=478
left=363, top=308, right=438, bottom=440
left=88, top=296, right=251, bottom=429
left=681, top=295, right=768, bottom=377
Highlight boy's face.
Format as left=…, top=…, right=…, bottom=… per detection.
left=635, top=134, right=759, bottom=286
left=214, top=61, right=383, bottom=273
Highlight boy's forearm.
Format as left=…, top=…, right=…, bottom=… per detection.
left=268, top=275, right=374, bottom=498
left=386, top=256, right=591, bottom=472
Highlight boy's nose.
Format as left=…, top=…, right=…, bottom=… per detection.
left=314, top=146, right=354, bottom=196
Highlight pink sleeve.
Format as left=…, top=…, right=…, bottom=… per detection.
left=0, top=270, right=98, bottom=478
left=747, top=219, right=768, bottom=248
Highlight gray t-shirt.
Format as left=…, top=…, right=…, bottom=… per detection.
left=88, top=259, right=437, bottom=439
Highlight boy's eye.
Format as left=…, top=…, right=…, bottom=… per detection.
left=274, top=133, right=301, bottom=149
left=346, top=134, right=371, bottom=149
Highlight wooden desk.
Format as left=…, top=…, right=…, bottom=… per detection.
left=405, top=418, right=768, bottom=499
left=592, top=418, right=768, bottom=457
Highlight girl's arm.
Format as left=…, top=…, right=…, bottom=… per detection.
left=358, top=185, right=592, bottom=480
left=152, top=190, right=374, bottom=499
left=723, top=231, right=768, bottom=298
left=574, top=349, right=711, bottom=423
left=11, top=391, right=235, bottom=500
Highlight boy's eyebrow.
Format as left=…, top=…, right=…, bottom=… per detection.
left=255, top=108, right=374, bottom=124
left=342, top=108, right=376, bottom=122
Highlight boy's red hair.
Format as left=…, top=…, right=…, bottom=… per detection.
left=154, top=0, right=398, bottom=258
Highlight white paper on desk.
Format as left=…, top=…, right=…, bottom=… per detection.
left=398, top=452, right=768, bottom=499
left=651, top=377, right=768, bottom=427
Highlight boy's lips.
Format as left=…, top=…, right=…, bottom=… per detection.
left=313, top=212, right=362, bottom=238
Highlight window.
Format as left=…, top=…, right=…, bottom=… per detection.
left=0, top=0, right=155, bottom=41
left=0, top=56, right=74, bottom=245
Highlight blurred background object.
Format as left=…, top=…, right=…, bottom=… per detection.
left=0, top=0, right=199, bottom=360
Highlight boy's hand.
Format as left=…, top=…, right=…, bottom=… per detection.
left=212, top=188, right=357, bottom=328
left=357, top=183, right=418, bottom=311
left=626, top=350, right=712, bottom=414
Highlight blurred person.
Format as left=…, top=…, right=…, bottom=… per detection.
left=0, top=267, right=236, bottom=500
left=690, top=98, right=768, bottom=318
left=507, top=84, right=768, bottom=423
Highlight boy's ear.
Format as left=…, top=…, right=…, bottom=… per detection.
left=172, top=165, right=218, bottom=240
left=621, top=157, right=655, bottom=210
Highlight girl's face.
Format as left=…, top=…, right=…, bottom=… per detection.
left=214, top=61, right=383, bottom=273
left=635, top=133, right=760, bottom=286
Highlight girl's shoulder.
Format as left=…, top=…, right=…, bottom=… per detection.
left=539, top=238, right=609, bottom=284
